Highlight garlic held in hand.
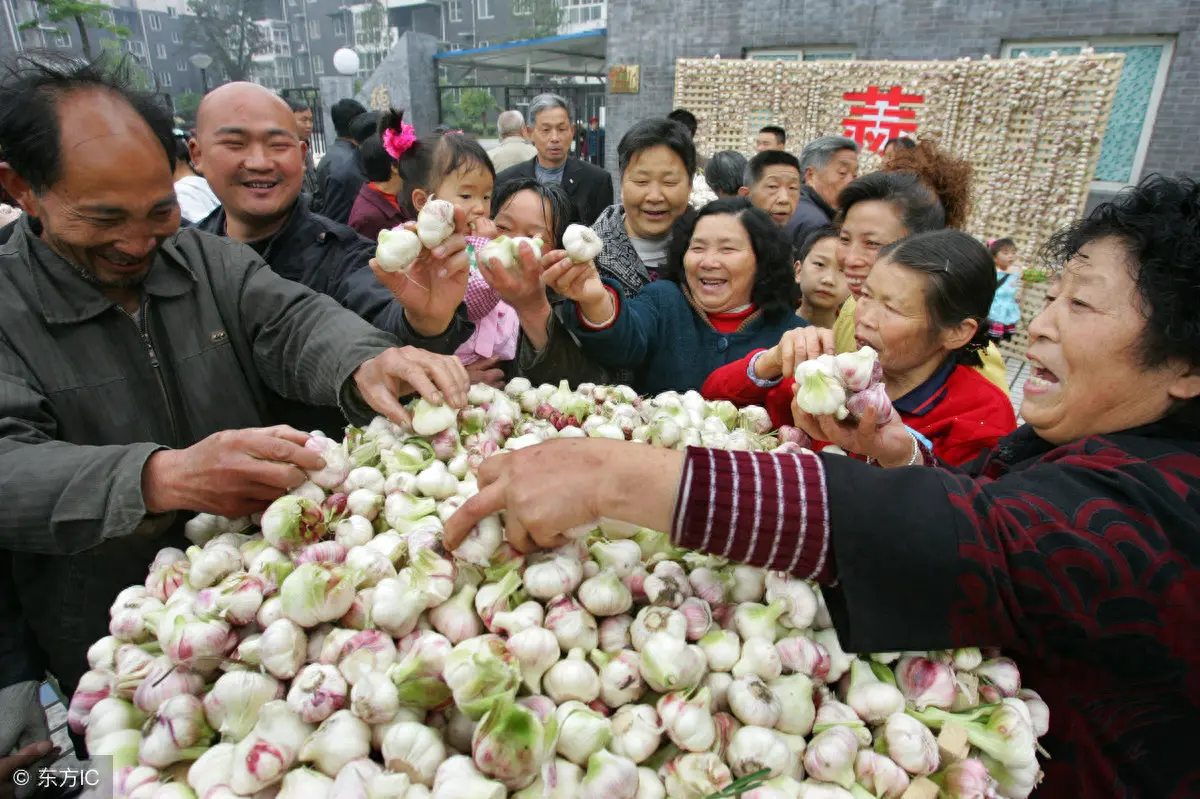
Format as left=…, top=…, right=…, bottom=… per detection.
left=563, top=224, right=604, bottom=263
left=479, top=235, right=544, bottom=270
left=375, top=226, right=423, bottom=274
left=416, top=197, right=456, bottom=248
left=793, top=357, right=849, bottom=420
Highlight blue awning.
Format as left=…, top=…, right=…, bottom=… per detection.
left=434, top=29, right=606, bottom=77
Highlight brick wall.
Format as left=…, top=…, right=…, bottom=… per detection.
left=604, top=0, right=1200, bottom=187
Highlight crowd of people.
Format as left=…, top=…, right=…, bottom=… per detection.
left=0, top=48, right=1197, bottom=799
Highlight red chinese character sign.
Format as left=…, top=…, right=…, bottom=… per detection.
left=841, top=85, right=924, bottom=153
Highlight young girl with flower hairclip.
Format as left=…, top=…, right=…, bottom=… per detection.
left=376, top=108, right=519, bottom=368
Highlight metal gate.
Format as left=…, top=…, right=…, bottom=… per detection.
left=438, top=83, right=606, bottom=149
left=281, top=87, right=328, bottom=159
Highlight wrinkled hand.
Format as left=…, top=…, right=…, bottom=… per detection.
left=792, top=388, right=916, bottom=466
left=468, top=216, right=499, bottom=239
left=542, top=255, right=608, bottom=309
left=371, top=205, right=473, bottom=337
left=465, top=356, right=505, bottom=390
left=143, top=425, right=326, bottom=515
left=355, top=346, right=469, bottom=426
left=756, top=327, right=836, bottom=381
left=0, top=741, right=57, bottom=799
left=479, top=242, right=556, bottom=316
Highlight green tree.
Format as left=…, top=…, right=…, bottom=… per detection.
left=174, top=90, right=203, bottom=121
left=516, top=0, right=562, bottom=40
left=20, top=0, right=129, bottom=60
left=442, top=87, right=498, bottom=136
left=99, top=40, right=156, bottom=91
left=183, top=0, right=267, bottom=83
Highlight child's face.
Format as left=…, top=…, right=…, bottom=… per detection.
left=796, top=237, right=848, bottom=310
left=435, top=164, right=494, bottom=227
left=994, top=246, right=1017, bottom=270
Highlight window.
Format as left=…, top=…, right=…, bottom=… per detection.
left=22, top=29, right=43, bottom=47
left=332, top=16, right=345, bottom=36
left=447, top=0, right=461, bottom=23
left=158, top=71, right=172, bottom=87
left=176, top=60, right=186, bottom=71
left=450, top=44, right=462, bottom=52
left=167, top=6, right=175, bottom=16
left=312, top=56, right=324, bottom=74
left=148, top=14, right=161, bottom=31
left=171, top=31, right=180, bottom=43
left=478, top=40, right=488, bottom=48
left=296, top=59, right=306, bottom=76
left=105, top=10, right=115, bottom=24
left=128, top=40, right=145, bottom=57
left=560, top=0, right=604, bottom=27
left=476, top=0, right=491, bottom=19
left=513, top=0, right=531, bottom=14
left=745, top=47, right=856, bottom=61
left=308, top=18, right=321, bottom=38
left=54, top=30, right=70, bottom=47
left=1003, top=37, right=1175, bottom=187
left=155, top=43, right=166, bottom=58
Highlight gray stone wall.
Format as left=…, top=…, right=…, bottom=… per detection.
left=355, top=31, right=440, bottom=135
left=604, top=0, right=1200, bottom=187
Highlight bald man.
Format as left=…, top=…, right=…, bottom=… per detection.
left=193, top=82, right=475, bottom=356
left=0, top=58, right=469, bottom=758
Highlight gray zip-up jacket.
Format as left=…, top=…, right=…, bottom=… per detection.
left=0, top=218, right=395, bottom=696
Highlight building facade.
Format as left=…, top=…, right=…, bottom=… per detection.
left=604, top=0, right=1198, bottom=204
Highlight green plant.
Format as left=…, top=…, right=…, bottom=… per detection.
left=1021, top=267, right=1051, bottom=284
left=442, top=88, right=498, bottom=136
left=20, top=0, right=130, bottom=59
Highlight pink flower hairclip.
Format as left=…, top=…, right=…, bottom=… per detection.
left=382, top=123, right=417, bottom=159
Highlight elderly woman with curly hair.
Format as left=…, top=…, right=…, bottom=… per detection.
left=447, top=173, right=1200, bottom=799
left=545, top=196, right=806, bottom=393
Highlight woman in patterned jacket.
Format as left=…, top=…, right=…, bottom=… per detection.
left=444, top=175, right=1200, bottom=799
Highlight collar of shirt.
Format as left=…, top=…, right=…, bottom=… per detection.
left=367, top=183, right=400, bottom=210
left=893, top=356, right=957, bottom=417
left=535, top=160, right=567, bottom=184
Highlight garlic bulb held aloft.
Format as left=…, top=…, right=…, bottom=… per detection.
left=563, top=224, right=603, bottom=263
left=416, top=197, right=456, bottom=248
left=376, top=227, right=422, bottom=273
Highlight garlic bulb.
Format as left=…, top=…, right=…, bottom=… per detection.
left=657, top=689, right=715, bottom=752
left=524, top=556, right=583, bottom=600
left=543, top=648, right=601, bottom=704
left=555, top=701, right=612, bottom=765
left=630, top=606, right=686, bottom=652
left=609, top=704, right=661, bottom=764
left=382, top=721, right=446, bottom=786
left=727, top=725, right=792, bottom=779
left=727, top=676, right=781, bottom=728
left=578, top=570, right=634, bottom=617
left=732, top=636, right=783, bottom=681
left=638, top=632, right=706, bottom=693
left=298, top=710, right=370, bottom=776
left=578, top=749, right=639, bottom=799
left=698, top=629, right=741, bottom=673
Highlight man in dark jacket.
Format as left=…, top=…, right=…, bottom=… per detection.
left=314, top=98, right=369, bottom=223
left=495, top=93, right=613, bottom=226
left=0, top=55, right=468, bottom=759
left=192, top=82, right=474, bottom=361
left=787, top=135, right=859, bottom=247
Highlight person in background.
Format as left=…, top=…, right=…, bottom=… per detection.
left=585, top=117, right=605, bottom=167
left=702, top=150, right=748, bottom=200
left=289, top=99, right=319, bottom=202
left=557, top=197, right=806, bottom=394
left=488, top=109, right=537, bottom=174
left=705, top=229, right=1016, bottom=465
left=0, top=54, right=467, bottom=761
left=792, top=225, right=847, bottom=329
left=987, top=236, right=1023, bottom=343
left=314, top=97, right=369, bottom=224
left=788, top=134, right=859, bottom=243
left=347, top=123, right=410, bottom=241
left=591, top=118, right=696, bottom=296
left=444, top=175, right=1200, bottom=799
left=755, top=124, right=786, bottom=151
left=494, top=93, right=612, bottom=226
left=171, top=133, right=220, bottom=223
left=881, top=134, right=916, bottom=167
left=192, top=84, right=475, bottom=360
left=738, top=148, right=802, bottom=230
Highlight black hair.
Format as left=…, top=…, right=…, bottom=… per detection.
left=988, top=237, right=1016, bottom=256
left=884, top=136, right=916, bottom=151
left=491, top=176, right=573, bottom=248
left=1042, top=174, right=1200, bottom=376
left=704, top=150, right=748, bottom=197
left=836, top=171, right=946, bottom=236
left=331, top=98, right=368, bottom=138
left=878, top=229, right=995, bottom=366
left=173, top=134, right=190, bottom=165
left=287, top=99, right=310, bottom=113
left=664, top=196, right=800, bottom=319
left=744, top=149, right=802, bottom=187
left=0, top=51, right=176, bottom=194
left=380, top=108, right=495, bottom=217
left=796, top=224, right=839, bottom=264
left=359, top=133, right=394, bottom=183
left=349, top=110, right=381, bottom=144
left=667, top=108, right=697, bottom=137
left=617, top=117, right=697, bottom=178
left=759, top=125, right=786, bottom=145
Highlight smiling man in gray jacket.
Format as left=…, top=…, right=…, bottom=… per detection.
left=0, top=53, right=470, bottom=761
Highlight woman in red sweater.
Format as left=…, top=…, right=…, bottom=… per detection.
left=703, top=229, right=1015, bottom=465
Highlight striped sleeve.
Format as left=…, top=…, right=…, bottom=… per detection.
left=670, top=446, right=835, bottom=582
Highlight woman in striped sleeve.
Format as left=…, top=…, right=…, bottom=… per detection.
left=444, top=175, right=1200, bottom=799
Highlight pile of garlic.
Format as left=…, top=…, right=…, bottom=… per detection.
left=70, top=381, right=1048, bottom=799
